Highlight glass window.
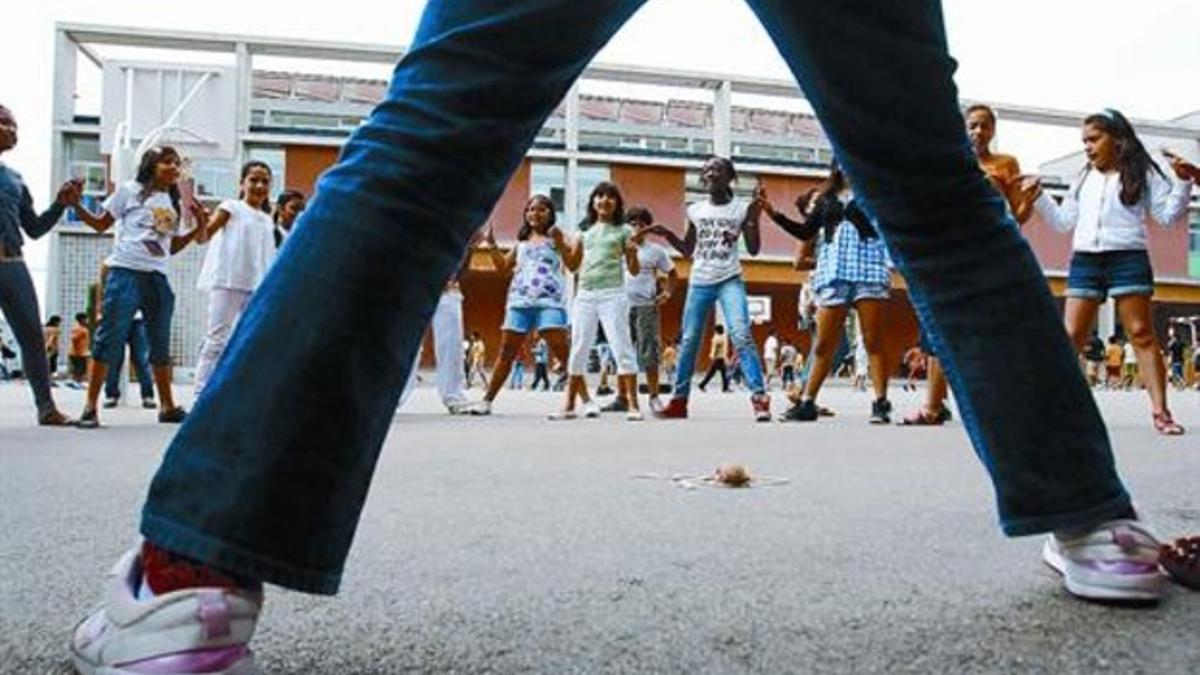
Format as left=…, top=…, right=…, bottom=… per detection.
left=575, top=163, right=611, bottom=228
left=530, top=160, right=567, bottom=224
left=189, top=158, right=236, bottom=203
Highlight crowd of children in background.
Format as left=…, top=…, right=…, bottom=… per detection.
left=3, top=102, right=1198, bottom=434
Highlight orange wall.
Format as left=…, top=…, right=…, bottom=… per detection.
left=757, top=174, right=824, bottom=259
left=284, top=146, right=339, bottom=197
left=484, top=160, right=531, bottom=241
left=612, top=164, right=686, bottom=228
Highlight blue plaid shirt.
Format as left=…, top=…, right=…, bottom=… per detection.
left=809, top=217, right=891, bottom=290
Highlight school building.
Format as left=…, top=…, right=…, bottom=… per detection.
left=45, top=24, right=1200, bottom=371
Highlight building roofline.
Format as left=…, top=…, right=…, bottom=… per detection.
left=56, top=22, right=1200, bottom=139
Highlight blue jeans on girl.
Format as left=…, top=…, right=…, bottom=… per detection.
left=141, top=0, right=1131, bottom=594
left=672, top=276, right=765, bottom=398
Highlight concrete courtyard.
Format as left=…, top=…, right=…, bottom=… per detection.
left=1, top=377, right=1197, bottom=674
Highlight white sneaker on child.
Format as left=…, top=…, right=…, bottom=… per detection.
left=1042, top=519, right=1165, bottom=602
left=71, top=548, right=263, bottom=674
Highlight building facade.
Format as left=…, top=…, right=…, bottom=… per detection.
left=46, top=24, right=1200, bottom=372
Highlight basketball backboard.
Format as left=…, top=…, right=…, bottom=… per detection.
left=100, top=61, right=238, bottom=174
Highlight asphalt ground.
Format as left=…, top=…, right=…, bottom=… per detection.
left=2, top=378, right=1197, bottom=674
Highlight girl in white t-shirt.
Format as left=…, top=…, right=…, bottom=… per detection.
left=649, top=156, right=770, bottom=421
left=70, top=146, right=207, bottom=428
left=1028, top=109, right=1195, bottom=435
left=192, top=160, right=277, bottom=397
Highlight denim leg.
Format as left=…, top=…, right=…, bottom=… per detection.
left=747, top=0, right=1128, bottom=535
left=140, top=0, right=650, bottom=594
left=103, top=346, right=125, bottom=400
left=129, top=320, right=154, bottom=400
left=672, top=282, right=718, bottom=398
left=0, top=261, right=55, bottom=415
left=717, top=277, right=765, bottom=395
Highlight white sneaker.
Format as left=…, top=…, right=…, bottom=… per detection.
left=547, top=410, right=578, bottom=421
left=454, top=399, right=489, bottom=416
left=583, top=402, right=601, bottom=419
left=71, top=548, right=263, bottom=674
left=1042, top=519, right=1165, bottom=602
left=626, top=410, right=644, bottom=422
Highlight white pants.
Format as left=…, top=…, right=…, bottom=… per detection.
left=399, top=289, right=468, bottom=409
left=194, top=288, right=252, bottom=396
left=568, top=288, right=637, bottom=376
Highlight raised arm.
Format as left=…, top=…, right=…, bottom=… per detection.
left=1147, top=152, right=1197, bottom=228
left=1029, top=176, right=1079, bottom=233
left=480, top=225, right=517, bottom=275
left=553, top=226, right=583, bottom=272
left=169, top=199, right=210, bottom=255
left=758, top=187, right=821, bottom=241
left=624, top=229, right=642, bottom=276
left=18, top=181, right=74, bottom=240
left=68, top=191, right=116, bottom=233
left=740, top=195, right=763, bottom=256
left=652, top=221, right=696, bottom=258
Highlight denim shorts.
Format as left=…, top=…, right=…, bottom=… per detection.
left=1066, top=250, right=1153, bottom=301
left=93, top=267, right=175, bottom=366
left=503, top=305, right=569, bottom=333
left=814, top=280, right=890, bottom=307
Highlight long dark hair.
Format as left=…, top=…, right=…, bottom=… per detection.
left=803, top=159, right=875, bottom=241
left=134, top=146, right=182, bottom=217
left=1080, top=108, right=1166, bottom=207
left=273, top=189, right=305, bottom=248
left=273, top=190, right=305, bottom=227
left=583, top=181, right=625, bottom=229
left=238, top=160, right=273, bottom=213
left=517, top=194, right=558, bottom=241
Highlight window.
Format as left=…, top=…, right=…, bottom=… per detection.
left=530, top=160, right=567, bottom=224
left=189, top=158, right=235, bottom=203
left=575, top=163, right=611, bottom=228
left=64, top=136, right=108, bottom=222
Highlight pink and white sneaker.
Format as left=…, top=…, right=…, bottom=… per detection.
left=71, top=548, right=263, bottom=674
left=1042, top=519, right=1165, bottom=602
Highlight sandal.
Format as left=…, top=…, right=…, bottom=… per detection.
left=158, top=407, right=187, bottom=424
left=900, top=409, right=945, bottom=426
left=1160, top=536, right=1200, bottom=590
left=38, top=408, right=76, bottom=427
left=1152, top=412, right=1185, bottom=436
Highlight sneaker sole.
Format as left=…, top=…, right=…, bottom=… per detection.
left=72, top=652, right=260, bottom=675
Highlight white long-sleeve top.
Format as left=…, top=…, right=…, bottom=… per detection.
left=1034, top=168, right=1192, bottom=253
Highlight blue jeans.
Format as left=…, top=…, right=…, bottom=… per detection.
left=103, top=318, right=154, bottom=401
left=93, top=268, right=174, bottom=367
left=673, top=276, right=765, bottom=398
left=142, top=0, right=1130, bottom=595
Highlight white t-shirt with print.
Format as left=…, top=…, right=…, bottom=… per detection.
left=687, top=198, right=749, bottom=286
left=197, top=199, right=277, bottom=292
left=103, top=181, right=179, bottom=275
left=624, top=243, right=674, bottom=307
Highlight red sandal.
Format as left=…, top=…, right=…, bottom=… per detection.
left=1152, top=412, right=1185, bottom=436
left=1160, top=536, right=1200, bottom=590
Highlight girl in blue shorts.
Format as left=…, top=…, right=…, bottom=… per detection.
left=1031, top=109, right=1195, bottom=435
left=466, top=194, right=571, bottom=415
